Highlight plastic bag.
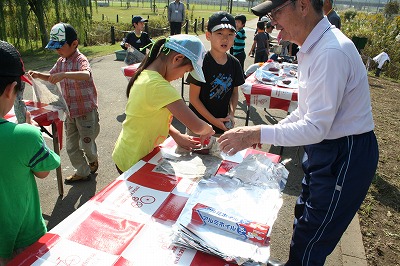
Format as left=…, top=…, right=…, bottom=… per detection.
left=14, top=82, right=27, bottom=123
left=124, top=46, right=145, bottom=65
left=170, top=154, right=289, bottom=265
left=32, top=79, right=69, bottom=116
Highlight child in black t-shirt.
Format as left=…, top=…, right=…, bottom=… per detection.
left=249, top=21, right=270, bottom=64
left=186, top=11, right=245, bottom=136
left=120, top=16, right=152, bottom=55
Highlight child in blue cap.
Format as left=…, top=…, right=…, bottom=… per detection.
left=113, top=35, right=215, bottom=173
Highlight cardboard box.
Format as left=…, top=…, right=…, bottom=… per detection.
left=191, top=203, right=270, bottom=245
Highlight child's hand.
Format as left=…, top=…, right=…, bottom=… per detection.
left=25, top=111, right=39, bottom=126
left=199, top=124, right=215, bottom=146
left=216, top=117, right=231, bottom=131
left=48, top=73, right=65, bottom=84
left=175, top=134, right=202, bottom=151
left=28, top=70, right=38, bottom=79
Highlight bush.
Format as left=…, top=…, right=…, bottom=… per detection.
left=384, top=1, right=399, bottom=17
left=341, top=12, right=400, bottom=80
left=344, top=10, right=357, bottom=21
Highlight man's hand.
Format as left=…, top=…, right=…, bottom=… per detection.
left=217, top=126, right=261, bottom=155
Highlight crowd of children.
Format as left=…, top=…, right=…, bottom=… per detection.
left=0, top=10, right=285, bottom=263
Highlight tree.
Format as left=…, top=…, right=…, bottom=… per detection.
left=1, top=0, right=94, bottom=49
left=28, top=0, right=50, bottom=48
left=384, top=0, right=399, bottom=17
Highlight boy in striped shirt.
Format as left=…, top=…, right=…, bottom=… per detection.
left=232, top=14, right=247, bottom=73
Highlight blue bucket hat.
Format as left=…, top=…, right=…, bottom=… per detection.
left=164, top=34, right=206, bottom=83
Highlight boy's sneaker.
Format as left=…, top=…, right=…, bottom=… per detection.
left=89, top=161, right=99, bottom=174
left=65, top=173, right=91, bottom=184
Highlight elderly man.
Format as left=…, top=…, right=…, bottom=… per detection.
left=218, top=0, right=379, bottom=265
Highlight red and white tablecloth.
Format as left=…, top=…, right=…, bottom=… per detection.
left=5, top=100, right=64, bottom=149
left=241, top=66, right=299, bottom=127
left=10, top=138, right=280, bottom=266
left=241, top=73, right=298, bottom=114
left=121, top=63, right=141, bottom=80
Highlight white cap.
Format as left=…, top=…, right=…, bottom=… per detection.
left=165, top=34, right=206, bottom=83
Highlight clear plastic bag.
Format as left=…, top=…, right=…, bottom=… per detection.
left=32, top=79, right=69, bottom=116
left=170, top=154, right=289, bottom=265
left=124, top=46, right=145, bottom=65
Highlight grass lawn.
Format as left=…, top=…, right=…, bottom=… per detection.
left=93, top=1, right=255, bottom=24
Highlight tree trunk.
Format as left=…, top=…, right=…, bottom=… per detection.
left=29, top=0, right=49, bottom=48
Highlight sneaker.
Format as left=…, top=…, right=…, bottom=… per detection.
left=65, top=173, right=91, bottom=184
left=89, top=161, right=99, bottom=174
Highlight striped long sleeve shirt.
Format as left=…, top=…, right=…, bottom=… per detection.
left=232, top=28, right=246, bottom=56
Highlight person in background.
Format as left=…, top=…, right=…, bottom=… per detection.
left=112, top=35, right=214, bottom=173
left=0, top=41, right=60, bottom=265
left=168, top=0, right=185, bottom=35
left=323, top=0, right=341, bottom=29
left=265, top=21, right=275, bottom=41
left=232, top=14, right=247, bottom=73
left=29, top=23, right=100, bottom=183
left=251, top=15, right=270, bottom=57
left=120, top=16, right=152, bottom=55
left=186, top=11, right=245, bottom=136
left=373, top=50, right=390, bottom=77
left=249, top=21, right=270, bottom=63
left=218, top=0, right=379, bottom=265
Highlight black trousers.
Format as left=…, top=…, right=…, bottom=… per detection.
left=170, top=22, right=182, bottom=35
left=375, top=67, right=381, bottom=77
left=234, top=52, right=246, bottom=73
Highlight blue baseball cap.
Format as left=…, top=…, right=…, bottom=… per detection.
left=46, top=23, right=77, bottom=49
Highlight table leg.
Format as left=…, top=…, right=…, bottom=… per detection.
left=264, top=108, right=286, bottom=156
left=245, top=105, right=250, bottom=126
left=181, top=76, right=189, bottom=100
left=181, top=77, right=185, bottom=98
left=51, top=122, right=64, bottom=197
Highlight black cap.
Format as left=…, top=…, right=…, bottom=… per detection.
left=235, top=14, right=247, bottom=24
left=251, top=0, right=287, bottom=17
left=132, top=16, right=148, bottom=25
left=207, top=11, right=236, bottom=32
left=0, top=41, right=32, bottom=85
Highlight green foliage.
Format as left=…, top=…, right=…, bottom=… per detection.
left=343, top=10, right=357, bottom=21
left=190, top=4, right=196, bottom=22
left=384, top=1, right=399, bottom=17
left=342, top=12, right=400, bottom=80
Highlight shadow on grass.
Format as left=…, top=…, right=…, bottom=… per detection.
left=370, top=174, right=400, bottom=212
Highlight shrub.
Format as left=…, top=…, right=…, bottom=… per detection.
left=384, top=1, right=399, bottom=17
left=342, top=12, right=400, bottom=80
